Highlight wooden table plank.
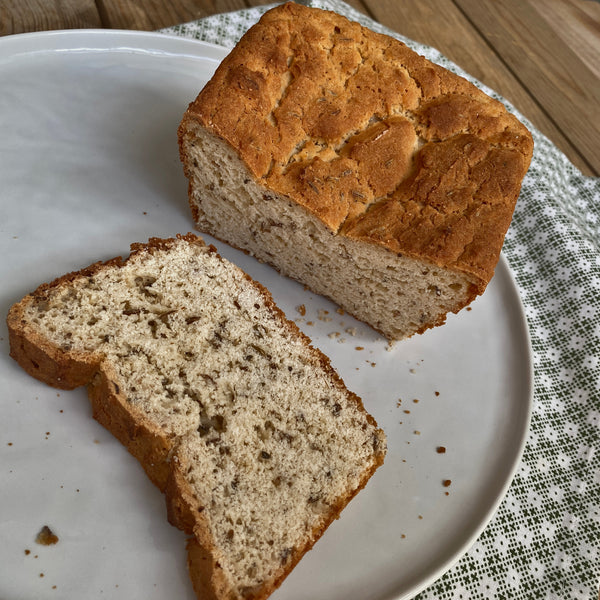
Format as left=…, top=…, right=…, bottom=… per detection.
left=528, top=0, right=600, bottom=81
left=455, top=0, right=600, bottom=175
left=0, top=0, right=101, bottom=35
left=360, top=0, right=595, bottom=176
left=96, top=0, right=247, bottom=30
left=96, top=0, right=365, bottom=32
left=1, top=0, right=598, bottom=176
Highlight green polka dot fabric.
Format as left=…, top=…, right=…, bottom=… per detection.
left=161, top=2, right=600, bottom=598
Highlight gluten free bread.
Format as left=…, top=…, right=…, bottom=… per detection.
left=179, top=2, right=534, bottom=340
left=7, top=234, right=385, bottom=600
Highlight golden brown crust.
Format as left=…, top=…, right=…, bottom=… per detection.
left=7, top=300, right=101, bottom=390
left=87, top=368, right=175, bottom=490
left=181, top=2, right=533, bottom=288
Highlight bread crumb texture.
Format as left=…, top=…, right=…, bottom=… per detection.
left=7, top=235, right=385, bottom=600
left=179, top=3, right=533, bottom=340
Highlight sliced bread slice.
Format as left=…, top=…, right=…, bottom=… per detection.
left=7, top=234, right=386, bottom=600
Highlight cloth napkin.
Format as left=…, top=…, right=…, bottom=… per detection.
left=162, top=2, right=600, bottom=598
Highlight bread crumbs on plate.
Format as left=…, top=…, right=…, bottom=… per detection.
left=36, top=525, right=59, bottom=546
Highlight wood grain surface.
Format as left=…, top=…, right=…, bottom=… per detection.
left=1, top=0, right=599, bottom=175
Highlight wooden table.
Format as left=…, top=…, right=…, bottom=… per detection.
left=1, top=0, right=599, bottom=176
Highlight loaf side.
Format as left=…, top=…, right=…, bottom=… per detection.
left=179, top=2, right=533, bottom=339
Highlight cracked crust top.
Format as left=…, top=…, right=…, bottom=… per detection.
left=183, top=2, right=533, bottom=287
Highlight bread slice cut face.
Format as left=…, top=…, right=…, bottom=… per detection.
left=7, top=234, right=386, bottom=600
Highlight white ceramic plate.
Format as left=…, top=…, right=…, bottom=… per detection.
left=0, top=31, right=532, bottom=600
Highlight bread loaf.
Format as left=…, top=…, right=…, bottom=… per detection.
left=178, top=2, right=533, bottom=340
left=7, top=234, right=386, bottom=600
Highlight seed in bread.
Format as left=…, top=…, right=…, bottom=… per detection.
left=178, top=2, right=534, bottom=340
left=7, top=234, right=386, bottom=600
